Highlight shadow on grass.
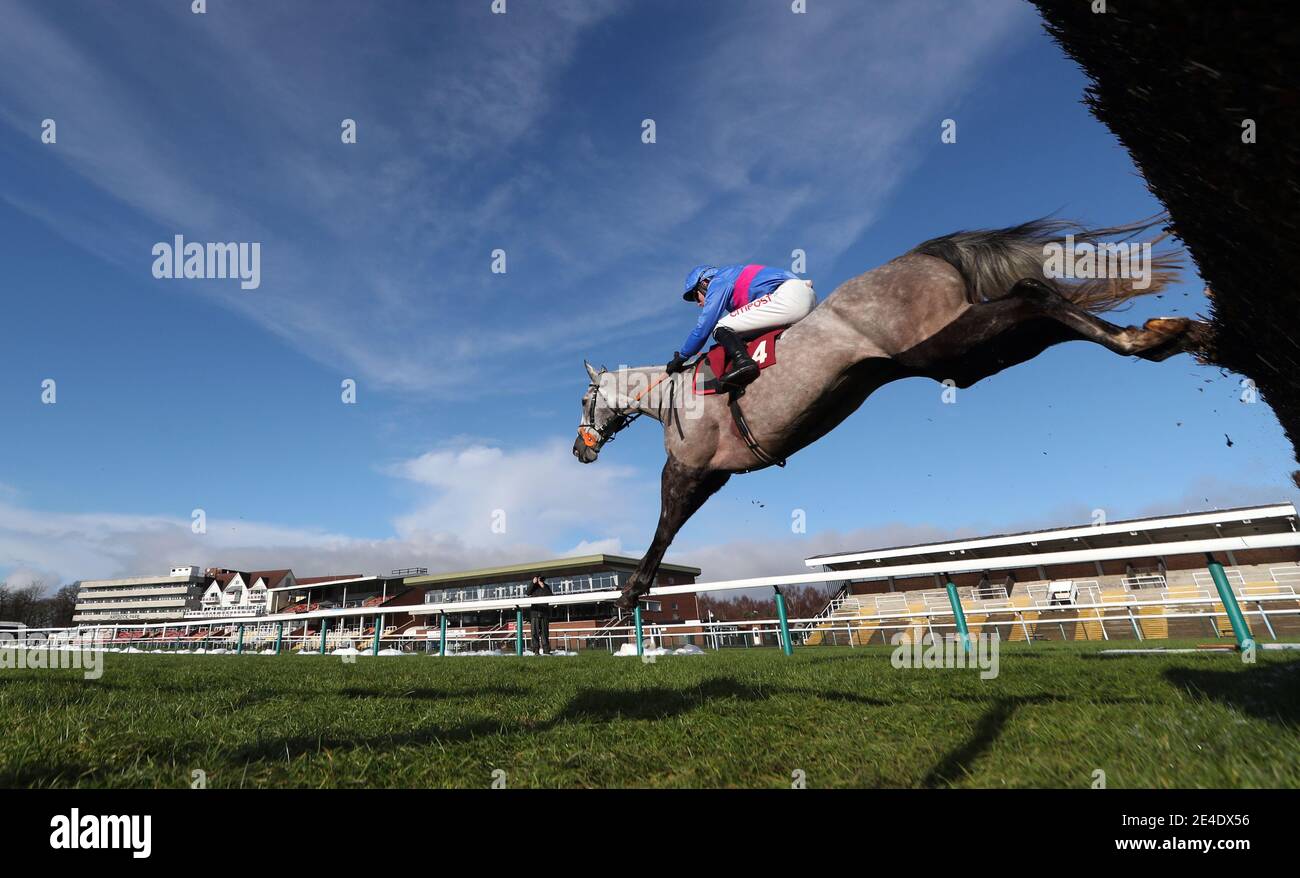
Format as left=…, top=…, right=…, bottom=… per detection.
left=921, top=694, right=1062, bottom=788
left=1164, top=658, right=1300, bottom=727
left=26, top=680, right=528, bottom=705
left=339, top=685, right=528, bottom=702
left=1, top=676, right=889, bottom=786
left=0, top=715, right=512, bottom=788
left=555, top=676, right=895, bottom=723
left=0, top=666, right=1194, bottom=788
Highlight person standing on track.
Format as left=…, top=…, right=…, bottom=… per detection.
left=526, top=575, right=553, bottom=655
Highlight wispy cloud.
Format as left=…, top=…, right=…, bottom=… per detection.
left=389, top=438, right=649, bottom=545
left=4, top=438, right=1289, bottom=593
left=0, top=436, right=652, bottom=587
left=0, top=0, right=1032, bottom=395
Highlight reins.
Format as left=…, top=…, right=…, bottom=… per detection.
left=580, top=369, right=675, bottom=448
left=632, top=371, right=672, bottom=403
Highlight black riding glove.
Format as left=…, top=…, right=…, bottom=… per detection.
left=665, top=352, right=688, bottom=374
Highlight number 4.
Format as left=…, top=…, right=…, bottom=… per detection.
left=752, top=341, right=768, bottom=364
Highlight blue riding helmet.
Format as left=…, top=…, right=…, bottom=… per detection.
left=682, top=265, right=718, bottom=301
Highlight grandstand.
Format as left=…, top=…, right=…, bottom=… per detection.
left=18, top=505, right=1300, bottom=656
left=801, top=503, right=1300, bottom=646
left=27, top=555, right=704, bottom=655
left=390, top=555, right=701, bottom=650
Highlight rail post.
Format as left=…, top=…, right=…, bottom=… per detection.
left=439, top=612, right=448, bottom=656
left=1255, top=598, right=1277, bottom=640
left=634, top=603, right=644, bottom=657
left=515, top=608, right=524, bottom=656
left=319, top=617, right=329, bottom=654
left=371, top=614, right=382, bottom=656
left=945, top=577, right=972, bottom=653
left=1206, top=554, right=1255, bottom=651
left=236, top=623, right=245, bottom=655
left=275, top=621, right=283, bottom=655
left=774, top=587, right=794, bottom=656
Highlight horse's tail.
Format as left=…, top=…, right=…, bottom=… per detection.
left=909, top=215, right=1183, bottom=312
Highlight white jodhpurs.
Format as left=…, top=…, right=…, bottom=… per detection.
left=715, top=278, right=816, bottom=336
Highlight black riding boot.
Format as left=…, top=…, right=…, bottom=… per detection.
left=714, top=326, right=760, bottom=388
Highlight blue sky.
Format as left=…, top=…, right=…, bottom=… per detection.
left=1, top=0, right=1295, bottom=588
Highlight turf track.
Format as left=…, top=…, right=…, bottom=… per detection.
left=2, top=642, right=1297, bottom=788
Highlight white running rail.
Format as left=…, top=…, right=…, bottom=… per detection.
left=1271, top=565, right=1300, bottom=586
left=1122, top=573, right=1166, bottom=590
left=1194, top=568, right=1245, bottom=589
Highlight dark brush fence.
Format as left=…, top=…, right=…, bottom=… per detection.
left=1031, top=0, right=1300, bottom=486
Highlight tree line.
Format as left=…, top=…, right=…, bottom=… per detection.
left=697, top=583, right=835, bottom=621
left=0, top=582, right=79, bottom=629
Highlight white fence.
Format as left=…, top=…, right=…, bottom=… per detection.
left=13, top=530, right=1300, bottom=656
left=11, top=584, right=1300, bottom=655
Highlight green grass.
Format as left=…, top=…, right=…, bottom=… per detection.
left=1, top=641, right=1298, bottom=788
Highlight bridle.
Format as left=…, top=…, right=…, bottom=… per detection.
left=577, top=375, right=641, bottom=450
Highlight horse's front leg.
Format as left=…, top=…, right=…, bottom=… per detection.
left=616, top=456, right=731, bottom=609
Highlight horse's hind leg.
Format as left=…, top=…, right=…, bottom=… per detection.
left=895, top=278, right=1206, bottom=386
left=1009, top=278, right=1207, bottom=361
left=617, top=457, right=730, bottom=610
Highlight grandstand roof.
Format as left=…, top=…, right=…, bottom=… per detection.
left=401, top=554, right=701, bottom=588
left=805, top=503, right=1298, bottom=572
left=248, top=569, right=293, bottom=588
left=268, top=575, right=379, bottom=593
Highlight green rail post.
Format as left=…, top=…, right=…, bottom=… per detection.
left=774, top=587, right=794, bottom=656
left=439, top=612, right=448, bottom=656
left=515, top=608, right=524, bottom=656
left=274, top=621, right=283, bottom=655
left=236, top=623, right=245, bottom=655
left=319, top=617, right=329, bottom=654
left=945, top=578, right=972, bottom=653
left=371, top=614, right=382, bottom=655
left=1206, top=554, right=1255, bottom=651
left=634, top=604, right=644, bottom=657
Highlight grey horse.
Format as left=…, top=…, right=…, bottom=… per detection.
left=573, top=218, right=1206, bottom=609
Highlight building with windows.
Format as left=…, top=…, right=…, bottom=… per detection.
left=187, top=568, right=296, bottom=619
left=73, top=565, right=208, bottom=625
left=386, top=554, right=702, bottom=649
left=266, top=573, right=401, bottom=615
left=67, top=555, right=705, bottom=650
left=800, top=503, right=1300, bottom=644
left=74, top=566, right=309, bottom=625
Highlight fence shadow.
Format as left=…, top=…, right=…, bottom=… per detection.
left=1163, top=658, right=1300, bottom=727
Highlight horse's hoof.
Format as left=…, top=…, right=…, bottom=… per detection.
left=1142, top=316, right=1190, bottom=335
left=615, top=592, right=637, bottom=611
left=1139, top=316, right=1210, bottom=361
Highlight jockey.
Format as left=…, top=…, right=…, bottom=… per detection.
left=665, top=264, right=817, bottom=387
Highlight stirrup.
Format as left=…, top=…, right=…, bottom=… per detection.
left=719, top=361, right=759, bottom=388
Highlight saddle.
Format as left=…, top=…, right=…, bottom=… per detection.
left=689, top=327, right=788, bottom=470
left=692, top=327, right=786, bottom=395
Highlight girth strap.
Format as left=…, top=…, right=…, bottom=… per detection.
left=728, top=390, right=786, bottom=470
